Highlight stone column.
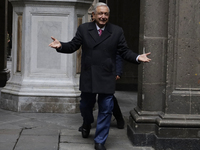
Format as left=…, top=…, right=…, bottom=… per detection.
left=128, top=0, right=200, bottom=149
left=0, top=0, right=10, bottom=87
left=1, top=0, right=93, bottom=113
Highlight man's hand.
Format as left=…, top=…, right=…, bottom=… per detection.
left=49, top=36, right=61, bottom=49
left=138, top=52, right=151, bottom=62
left=116, top=75, right=120, bottom=80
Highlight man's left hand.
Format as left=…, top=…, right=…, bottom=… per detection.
left=116, top=75, right=120, bottom=80
left=138, top=52, right=151, bottom=62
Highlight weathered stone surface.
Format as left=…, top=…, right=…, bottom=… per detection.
left=0, top=91, right=154, bottom=150
left=143, top=0, right=169, bottom=37
left=1, top=93, right=80, bottom=113
left=60, top=143, right=94, bottom=150
left=21, top=128, right=60, bottom=136
left=15, top=135, right=58, bottom=150
left=1, top=0, right=93, bottom=113
left=128, top=0, right=200, bottom=149
left=0, top=129, right=21, bottom=150
left=0, top=142, right=16, bottom=150
left=128, top=124, right=200, bottom=150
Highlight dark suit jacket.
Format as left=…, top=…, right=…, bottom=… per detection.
left=116, top=54, right=123, bottom=77
left=57, top=21, right=139, bottom=94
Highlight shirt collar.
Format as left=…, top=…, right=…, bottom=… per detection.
left=95, top=23, right=105, bottom=31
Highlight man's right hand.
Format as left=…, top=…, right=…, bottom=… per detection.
left=49, top=36, right=61, bottom=49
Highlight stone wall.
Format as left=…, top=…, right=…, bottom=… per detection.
left=128, top=0, right=200, bottom=149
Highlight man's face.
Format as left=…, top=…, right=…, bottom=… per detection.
left=94, top=6, right=109, bottom=28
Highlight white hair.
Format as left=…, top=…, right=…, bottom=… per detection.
left=94, top=2, right=110, bottom=13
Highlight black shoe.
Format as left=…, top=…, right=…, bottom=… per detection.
left=94, top=143, right=106, bottom=150
left=81, top=124, right=90, bottom=138
left=78, top=126, right=82, bottom=132
left=78, top=124, right=91, bottom=132
left=116, top=116, right=125, bottom=129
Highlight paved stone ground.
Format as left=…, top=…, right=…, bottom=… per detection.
left=0, top=61, right=155, bottom=149
left=0, top=89, right=154, bottom=150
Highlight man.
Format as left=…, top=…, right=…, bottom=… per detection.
left=77, top=13, right=125, bottom=131
left=49, top=2, right=151, bottom=150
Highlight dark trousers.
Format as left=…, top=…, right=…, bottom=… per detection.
left=80, top=92, right=114, bottom=144
left=112, top=96, right=122, bottom=119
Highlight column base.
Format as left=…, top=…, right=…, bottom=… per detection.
left=0, top=93, right=80, bottom=113
left=127, top=124, right=200, bottom=150
left=128, top=108, right=200, bottom=150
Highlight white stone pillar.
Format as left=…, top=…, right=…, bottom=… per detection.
left=1, top=0, right=93, bottom=113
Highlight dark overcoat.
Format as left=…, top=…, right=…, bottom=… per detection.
left=57, top=21, right=139, bottom=94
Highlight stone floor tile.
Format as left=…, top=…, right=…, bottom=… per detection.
left=0, top=142, right=16, bottom=150
left=59, top=143, right=94, bottom=150
left=14, top=135, right=58, bottom=150
left=21, top=127, right=60, bottom=136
